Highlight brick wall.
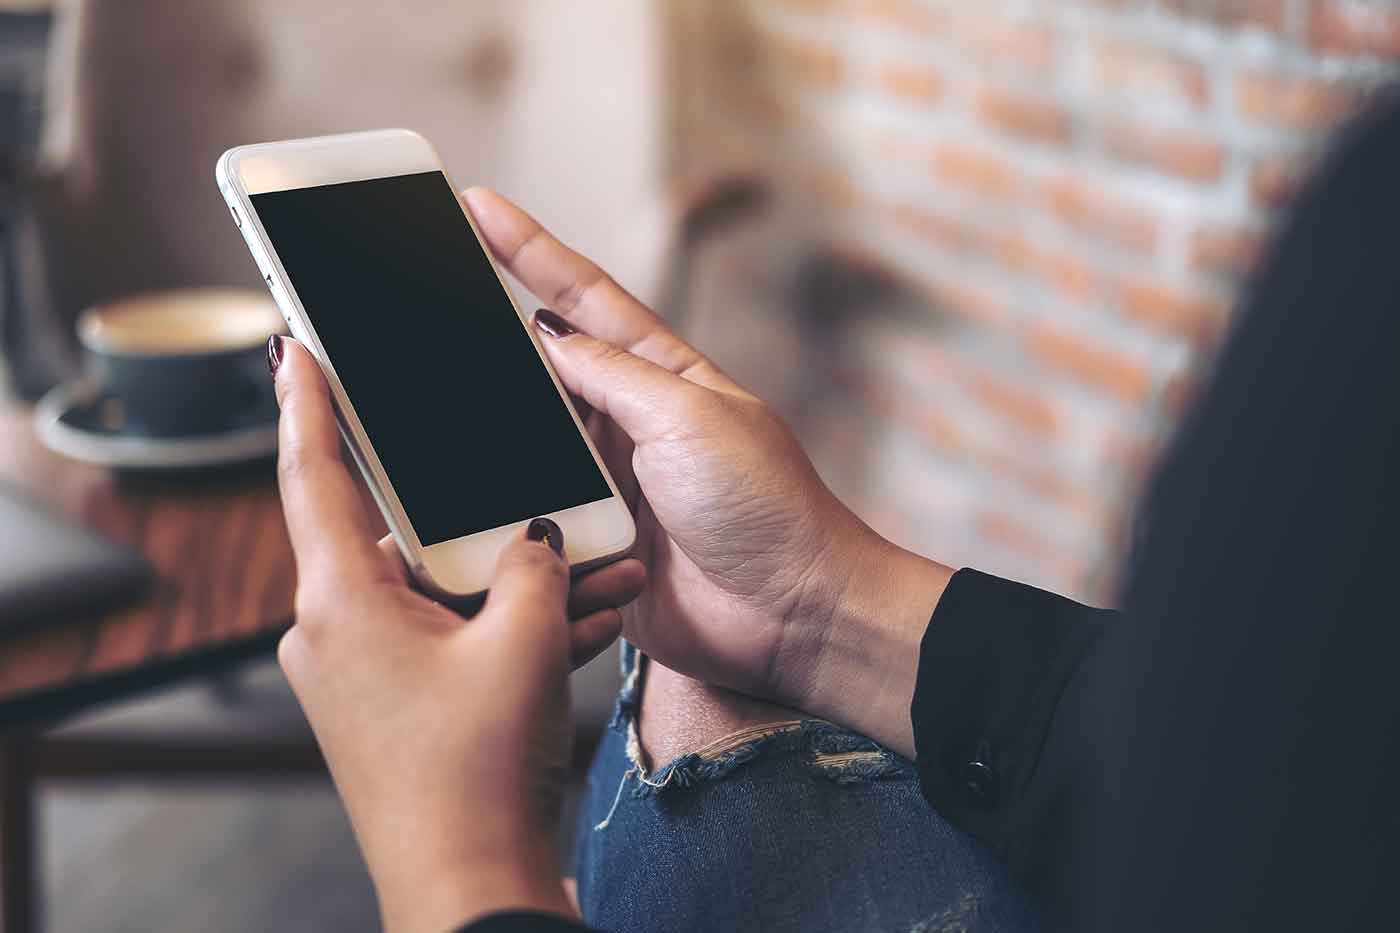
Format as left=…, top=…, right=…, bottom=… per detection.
left=662, top=0, right=1399, bottom=602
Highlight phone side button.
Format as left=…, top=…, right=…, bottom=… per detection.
left=264, top=272, right=276, bottom=290
left=229, top=203, right=243, bottom=228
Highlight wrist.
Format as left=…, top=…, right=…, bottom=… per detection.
left=376, top=842, right=573, bottom=933
left=776, top=531, right=952, bottom=759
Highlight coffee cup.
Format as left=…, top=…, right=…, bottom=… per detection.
left=77, top=289, right=285, bottom=437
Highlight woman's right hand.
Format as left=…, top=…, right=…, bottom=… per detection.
left=465, top=189, right=953, bottom=755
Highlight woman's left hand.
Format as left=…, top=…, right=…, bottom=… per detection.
left=269, top=337, right=644, bottom=931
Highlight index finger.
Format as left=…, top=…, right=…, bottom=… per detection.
left=462, top=187, right=738, bottom=392
left=272, top=337, right=394, bottom=593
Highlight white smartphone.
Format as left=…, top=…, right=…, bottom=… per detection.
left=215, top=129, right=635, bottom=600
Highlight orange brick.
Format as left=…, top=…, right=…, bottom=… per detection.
left=1159, top=0, right=1286, bottom=33
left=978, top=511, right=1050, bottom=557
left=1236, top=70, right=1364, bottom=130
left=997, top=232, right=1100, bottom=301
left=962, top=369, right=1061, bottom=436
left=1310, top=1, right=1400, bottom=58
left=878, top=61, right=943, bottom=103
left=877, top=356, right=1078, bottom=488
left=932, top=143, right=1020, bottom=199
left=1103, top=119, right=1226, bottom=183
left=976, top=449, right=1098, bottom=518
left=1118, top=278, right=1229, bottom=341
left=1092, top=38, right=1209, bottom=109
left=883, top=372, right=1095, bottom=511
left=1190, top=223, right=1267, bottom=278
left=887, top=200, right=1000, bottom=255
left=866, top=379, right=966, bottom=449
left=1039, top=175, right=1159, bottom=254
left=1028, top=323, right=1153, bottom=403
left=963, top=18, right=1057, bottom=74
left=977, top=511, right=1078, bottom=575
left=976, top=87, right=1073, bottom=145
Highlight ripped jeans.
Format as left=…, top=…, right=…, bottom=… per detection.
left=574, top=644, right=1039, bottom=932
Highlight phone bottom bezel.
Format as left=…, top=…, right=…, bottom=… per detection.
left=413, top=496, right=635, bottom=601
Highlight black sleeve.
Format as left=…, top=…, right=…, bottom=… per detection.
left=911, top=569, right=1112, bottom=852
left=913, top=90, right=1400, bottom=931
left=456, top=911, right=591, bottom=933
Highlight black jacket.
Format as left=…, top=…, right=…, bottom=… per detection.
left=470, top=91, right=1400, bottom=932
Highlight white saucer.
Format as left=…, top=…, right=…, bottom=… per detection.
left=35, top=379, right=278, bottom=471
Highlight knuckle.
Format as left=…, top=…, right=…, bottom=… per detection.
left=672, top=383, right=717, bottom=425
left=554, top=268, right=612, bottom=315
left=506, top=223, right=547, bottom=268
left=585, top=339, right=629, bottom=368
left=277, top=435, right=335, bottom=494
left=291, top=585, right=328, bottom=628
left=275, top=451, right=299, bottom=491
left=276, top=627, right=306, bottom=682
left=275, top=437, right=314, bottom=487
left=717, top=389, right=770, bottom=425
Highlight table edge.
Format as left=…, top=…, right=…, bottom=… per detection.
left=0, top=620, right=290, bottom=733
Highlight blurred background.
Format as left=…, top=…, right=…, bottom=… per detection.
left=1, top=0, right=1397, bottom=930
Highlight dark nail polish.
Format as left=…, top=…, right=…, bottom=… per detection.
left=266, top=334, right=284, bottom=375
left=533, top=308, right=577, bottom=339
left=526, top=517, right=565, bottom=556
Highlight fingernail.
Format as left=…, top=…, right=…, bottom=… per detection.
left=533, top=308, right=577, bottom=339
left=266, top=335, right=284, bottom=375
left=526, top=517, right=565, bottom=557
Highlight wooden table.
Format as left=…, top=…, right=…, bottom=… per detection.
left=0, top=404, right=296, bottom=722
left=0, top=402, right=306, bottom=931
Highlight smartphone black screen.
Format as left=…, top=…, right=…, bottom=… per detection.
left=251, top=172, right=611, bottom=546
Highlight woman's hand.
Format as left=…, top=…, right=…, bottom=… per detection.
left=270, top=338, right=640, bottom=931
left=465, top=189, right=955, bottom=756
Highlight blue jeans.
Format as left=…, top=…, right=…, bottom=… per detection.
left=575, top=644, right=1039, bottom=932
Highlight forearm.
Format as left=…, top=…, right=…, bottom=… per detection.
left=374, top=839, right=574, bottom=933
left=782, top=537, right=954, bottom=760
left=380, top=851, right=571, bottom=930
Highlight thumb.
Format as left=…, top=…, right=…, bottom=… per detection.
left=531, top=311, right=713, bottom=445
left=481, top=518, right=572, bottom=659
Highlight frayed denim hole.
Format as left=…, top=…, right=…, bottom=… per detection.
left=594, top=717, right=805, bottom=831
left=808, top=724, right=913, bottom=784
left=607, top=641, right=644, bottom=733
left=634, top=720, right=914, bottom=796
left=594, top=719, right=915, bottom=832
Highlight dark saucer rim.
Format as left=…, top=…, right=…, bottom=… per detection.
left=53, top=378, right=277, bottom=443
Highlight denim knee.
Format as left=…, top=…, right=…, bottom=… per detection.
left=574, top=645, right=1039, bottom=932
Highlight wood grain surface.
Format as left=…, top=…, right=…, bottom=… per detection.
left=0, top=404, right=298, bottom=722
